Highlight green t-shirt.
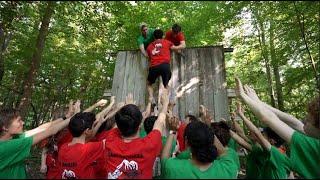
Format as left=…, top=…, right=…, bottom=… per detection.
left=259, top=146, right=291, bottom=179
left=228, top=138, right=238, bottom=151
left=161, top=148, right=239, bottom=179
left=289, top=131, right=320, bottom=178
left=176, top=148, right=191, bottom=159
left=0, top=134, right=33, bottom=179
left=137, top=28, right=155, bottom=48
left=245, top=143, right=266, bottom=179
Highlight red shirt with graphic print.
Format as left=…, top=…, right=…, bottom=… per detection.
left=57, top=141, right=105, bottom=179
left=99, top=128, right=162, bottom=179
left=146, top=39, right=173, bottom=67
left=165, top=30, right=185, bottom=46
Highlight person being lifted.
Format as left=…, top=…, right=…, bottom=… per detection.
left=146, top=29, right=182, bottom=103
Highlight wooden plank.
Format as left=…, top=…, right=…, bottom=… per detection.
left=120, top=52, right=133, bottom=103
left=184, top=48, right=200, bottom=117
left=178, top=50, right=187, bottom=120
left=136, top=53, right=149, bottom=109
left=212, top=47, right=229, bottom=121
left=112, top=52, right=127, bottom=103
left=170, top=52, right=180, bottom=117
left=199, top=47, right=215, bottom=119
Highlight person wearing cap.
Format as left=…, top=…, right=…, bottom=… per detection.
left=165, top=23, right=186, bottom=53
left=137, top=23, right=155, bottom=58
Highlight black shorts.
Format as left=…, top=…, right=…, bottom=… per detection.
left=147, top=63, right=171, bottom=87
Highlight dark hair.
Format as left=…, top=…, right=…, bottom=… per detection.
left=185, top=114, right=198, bottom=123
left=143, top=116, right=158, bottom=134
left=0, top=108, right=20, bottom=136
left=115, top=104, right=142, bottom=137
left=210, top=121, right=231, bottom=147
left=263, top=127, right=285, bottom=147
left=68, top=112, right=96, bottom=137
left=153, top=29, right=164, bottom=39
left=172, top=23, right=181, bottom=34
left=184, top=121, right=218, bottom=163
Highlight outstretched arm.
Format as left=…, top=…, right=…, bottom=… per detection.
left=90, top=97, right=116, bottom=137
left=244, top=85, right=305, bottom=133
left=229, top=130, right=252, bottom=151
left=231, top=111, right=251, bottom=143
left=84, top=99, right=108, bottom=113
left=153, top=89, right=170, bottom=135
left=161, top=116, right=179, bottom=159
left=235, top=77, right=294, bottom=143
left=139, top=44, right=148, bottom=57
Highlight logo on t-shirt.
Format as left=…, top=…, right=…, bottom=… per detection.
left=108, top=159, right=141, bottom=179
left=62, top=169, right=76, bottom=179
left=151, top=43, right=162, bottom=55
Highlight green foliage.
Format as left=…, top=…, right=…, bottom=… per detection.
left=0, top=1, right=318, bottom=128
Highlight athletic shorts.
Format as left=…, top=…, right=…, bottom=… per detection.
left=147, top=63, right=171, bottom=87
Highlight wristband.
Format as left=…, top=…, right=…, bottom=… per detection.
left=169, top=130, right=176, bottom=135
left=62, top=116, right=67, bottom=120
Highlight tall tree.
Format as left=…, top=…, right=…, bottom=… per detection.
left=18, top=1, right=56, bottom=117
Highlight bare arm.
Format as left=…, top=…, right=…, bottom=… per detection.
left=161, top=133, right=175, bottom=159
left=237, top=102, right=271, bottom=150
left=40, top=147, right=48, bottom=173
left=153, top=89, right=170, bottom=135
left=142, top=96, right=153, bottom=121
left=83, top=99, right=108, bottom=112
left=230, top=130, right=252, bottom=151
left=244, top=85, right=305, bottom=133
left=235, top=77, right=294, bottom=143
left=214, top=135, right=226, bottom=156
left=176, top=41, right=186, bottom=49
left=90, top=97, right=116, bottom=137
left=139, top=44, right=148, bottom=57
left=231, top=112, right=251, bottom=142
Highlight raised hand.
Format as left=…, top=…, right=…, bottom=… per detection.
left=97, top=99, right=108, bottom=107
left=236, top=101, right=245, bottom=116
left=235, top=77, right=245, bottom=98
left=125, top=93, right=135, bottom=105
left=244, top=85, right=260, bottom=102
left=74, top=100, right=81, bottom=114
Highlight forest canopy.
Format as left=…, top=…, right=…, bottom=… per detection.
left=0, top=1, right=319, bottom=129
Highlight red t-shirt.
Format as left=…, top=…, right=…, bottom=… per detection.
left=177, top=122, right=187, bottom=152
left=56, top=128, right=73, bottom=149
left=58, top=141, right=105, bottom=179
left=100, top=128, right=162, bottom=179
left=46, top=153, right=59, bottom=179
left=165, top=30, right=185, bottom=46
left=146, top=39, right=173, bottom=67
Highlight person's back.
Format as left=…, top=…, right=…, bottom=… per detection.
left=102, top=104, right=162, bottom=179
left=147, top=38, right=173, bottom=67
left=161, top=121, right=239, bottom=179
left=58, top=112, right=105, bottom=179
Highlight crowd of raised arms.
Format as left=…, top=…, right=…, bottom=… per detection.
left=0, top=23, right=319, bottom=179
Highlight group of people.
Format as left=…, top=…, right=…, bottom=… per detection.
left=0, top=22, right=319, bottom=179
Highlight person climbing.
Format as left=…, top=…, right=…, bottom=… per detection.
left=165, top=23, right=186, bottom=54
left=146, top=29, right=183, bottom=103
left=137, top=22, right=155, bottom=58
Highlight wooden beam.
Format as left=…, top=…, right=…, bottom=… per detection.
left=223, top=48, right=234, bottom=53
left=227, top=88, right=236, bottom=98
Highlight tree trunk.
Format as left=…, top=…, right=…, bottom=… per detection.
left=18, top=1, right=56, bottom=118
left=252, top=7, right=276, bottom=107
left=269, top=19, right=285, bottom=111
left=293, top=2, right=320, bottom=93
